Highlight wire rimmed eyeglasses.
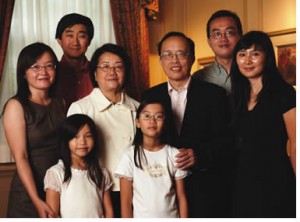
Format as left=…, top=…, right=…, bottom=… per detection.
left=160, top=51, right=190, bottom=60
left=139, top=113, right=165, bottom=121
left=97, top=64, right=124, bottom=73
left=29, top=64, right=56, bottom=72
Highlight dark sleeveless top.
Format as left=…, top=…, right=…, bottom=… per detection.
left=7, top=98, right=65, bottom=218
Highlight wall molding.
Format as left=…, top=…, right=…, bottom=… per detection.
left=267, top=28, right=296, bottom=37
left=0, top=163, right=16, bottom=176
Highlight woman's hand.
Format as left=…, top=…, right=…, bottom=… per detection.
left=34, top=198, right=58, bottom=218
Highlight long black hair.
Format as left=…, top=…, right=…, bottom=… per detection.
left=230, top=31, right=286, bottom=123
left=133, top=99, right=172, bottom=169
left=60, top=114, right=103, bottom=187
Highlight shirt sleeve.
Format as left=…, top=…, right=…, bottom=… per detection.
left=102, top=168, right=113, bottom=191
left=114, top=149, right=134, bottom=180
left=169, top=146, right=191, bottom=180
left=279, top=83, right=296, bottom=114
left=44, top=167, right=63, bottom=193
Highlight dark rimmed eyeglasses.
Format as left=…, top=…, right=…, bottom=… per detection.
left=210, top=30, right=237, bottom=39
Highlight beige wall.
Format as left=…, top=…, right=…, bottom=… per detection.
left=0, top=1, right=296, bottom=217
left=148, top=0, right=296, bottom=87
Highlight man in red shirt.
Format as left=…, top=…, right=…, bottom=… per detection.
left=55, top=13, right=94, bottom=109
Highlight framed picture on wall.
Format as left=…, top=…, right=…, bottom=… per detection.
left=268, top=28, right=296, bottom=87
left=277, top=44, right=296, bottom=86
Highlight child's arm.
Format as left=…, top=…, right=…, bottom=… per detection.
left=120, top=177, right=133, bottom=218
left=103, top=190, right=114, bottom=218
left=45, top=189, right=60, bottom=217
left=175, top=178, right=188, bottom=218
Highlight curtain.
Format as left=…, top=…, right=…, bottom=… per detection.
left=0, top=0, right=116, bottom=163
left=0, top=0, right=15, bottom=82
left=110, top=0, right=150, bottom=101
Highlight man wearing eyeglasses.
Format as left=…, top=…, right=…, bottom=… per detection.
left=142, top=31, right=230, bottom=217
left=193, top=10, right=243, bottom=94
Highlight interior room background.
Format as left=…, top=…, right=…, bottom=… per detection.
left=0, top=0, right=296, bottom=217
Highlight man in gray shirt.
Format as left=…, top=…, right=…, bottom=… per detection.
left=193, top=10, right=243, bottom=94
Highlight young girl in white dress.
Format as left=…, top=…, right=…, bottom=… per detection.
left=44, top=114, right=113, bottom=218
left=115, top=100, right=190, bottom=218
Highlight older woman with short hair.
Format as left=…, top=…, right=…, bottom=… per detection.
left=67, top=43, right=139, bottom=217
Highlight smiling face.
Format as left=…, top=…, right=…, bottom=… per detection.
left=25, top=52, right=56, bottom=92
left=69, top=124, right=94, bottom=160
left=159, top=36, right=194, bottom=86
left=136, top=103, right=165, bottom=140
left=236, top=45, right=266, bottom=80
left=57, top=24, right=90, bottom=59
left=95, top=52, right=125, bottom=93
left=208, top=16, right=241, bottom=60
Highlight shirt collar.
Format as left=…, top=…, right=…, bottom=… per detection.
left=91, top=88, right=137, bottom=112
left=213, top=60, right=230, bottom=76
left=168, top=76, right=191, bottom=93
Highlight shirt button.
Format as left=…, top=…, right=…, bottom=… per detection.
left=122, top=136, right=131, bottom=141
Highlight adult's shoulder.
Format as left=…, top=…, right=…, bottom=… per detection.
left=68, top=89, right=96, bottom=110
left=123, top=93, right=140, bottom=109
left=192, top=65, right=214, bottom=79
left=2, top=97, right=24, bottom=117
left=143, top=82, right=168, bottom=94
left=191, top=77, right=226, bottom=95
left=141, top=82, right=168, bottom=100
left=278, top=81, right=295, bottom=95
left=273, top=81, right=296, bottom=112
left=4, top=97, right=23, bottom=108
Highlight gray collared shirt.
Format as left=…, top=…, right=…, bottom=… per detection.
left=193, top=61, right=231, bottom=94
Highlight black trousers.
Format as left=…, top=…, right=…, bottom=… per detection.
left=186, top=170, right=232, bottom=218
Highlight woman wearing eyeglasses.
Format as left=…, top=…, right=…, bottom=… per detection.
left=67, top=43, right=139, bottom=217
left=2, top=42, right=66, bottom=218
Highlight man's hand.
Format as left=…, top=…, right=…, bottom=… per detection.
left=175, top=148, right=196, bottom=170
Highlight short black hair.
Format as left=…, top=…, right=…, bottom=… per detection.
left=206, top=10, right=243, bottom=38
left=157, top=31, right=195, bottom=58
left=55, top=13, right=94, bottom=40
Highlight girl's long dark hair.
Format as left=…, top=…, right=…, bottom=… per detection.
left=133, top=99, right=172, bottom=169
left=60, top=114, right=103, bottom=187
left=230, top=31, right=286, bottom=124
